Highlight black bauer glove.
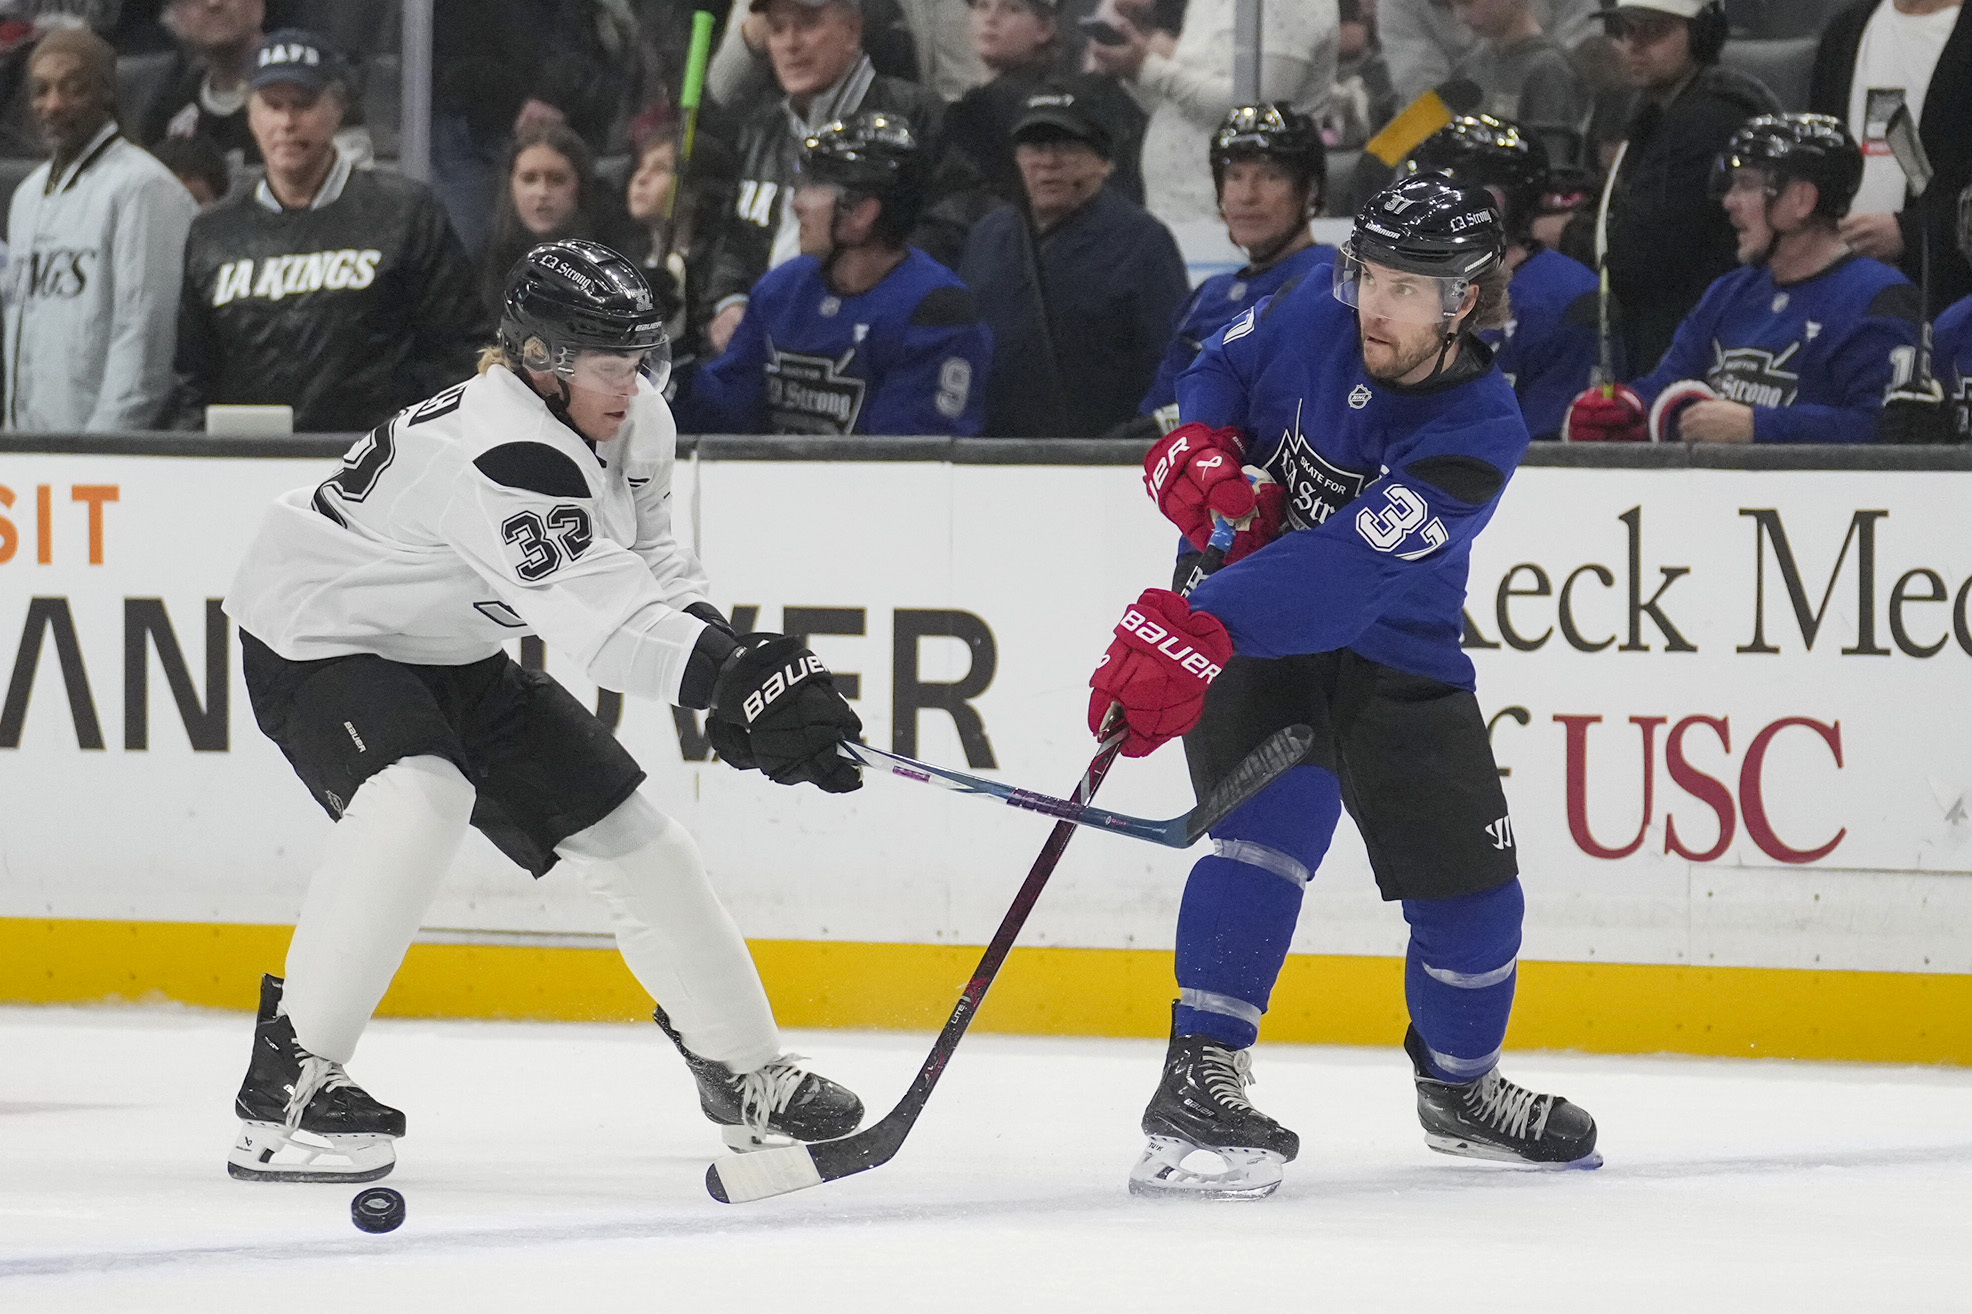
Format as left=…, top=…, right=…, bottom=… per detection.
left=708, top=634, right=863, bottom=793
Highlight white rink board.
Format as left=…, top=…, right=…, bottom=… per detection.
left=3, top=453, right=1972, bottom=975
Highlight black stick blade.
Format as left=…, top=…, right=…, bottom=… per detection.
left=1182, top=724, right=1314, bottom=844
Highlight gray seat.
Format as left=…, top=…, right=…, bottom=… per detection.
left=115, top=51, right=178, bottom=133
left=1725, top=0, right=1851, bottom=40
left=363, top=53, right=401, bottom=161
left=0, top=153, right=41, bottom=216
left=1721, top=35, right=1819, bottom=113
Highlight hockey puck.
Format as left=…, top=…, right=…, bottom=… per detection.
left=351, top=1186, right=406, bottom=1233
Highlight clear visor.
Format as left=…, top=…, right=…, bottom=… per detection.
left=1709, top=162, right=1779, bottom=202
left=1332, top=243, right=1470, bottom=326
left=554, top=342, right=672, bottom=397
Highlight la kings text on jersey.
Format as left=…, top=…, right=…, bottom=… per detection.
left=1176, top=272, right=1531, bottom=690
left=1633, top=254, right=1920, bottom=443
left=681, top=247, right=992, bottom=435
left=226, top=366, right=714, bottom=707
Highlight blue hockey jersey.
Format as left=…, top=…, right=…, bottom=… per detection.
left=1633, top=254, right=1919, bottom=444
left=1176, top=270, right=1531, bottom=690
left=679, top=247, right=993, bottom=436
left=1138, top=243, right=1336, bottom=429
left=1934, top=294, right=1972, bottom=441
left=1486, top=246, right=1600, bottom=441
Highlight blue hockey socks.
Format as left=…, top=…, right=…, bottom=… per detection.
left=1172, top=766, right=1342, bottom=1049
left=1402, top=879, right=1524, bottom=1082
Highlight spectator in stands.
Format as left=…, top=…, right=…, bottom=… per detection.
left=705, top=0, right=969, bottom=357
left=3, top=26, right=195, bottom=431
left=947, top=0, right=1146, bottom=204
left=138, top=0, right=371, bottom=174
left=1576, top=114, right=1919, bottom=444
left=1447, top=0, right=1590, bottom=167
left=1810, top=0, right=1972, bottom=316
left=1085, top=0, right=1340, bottom=227
left=148, top=128, right=229, bottom=204
left=681, top=112, right=993, bottom=434
left=171, top=30, right=486, bottom=431
left=622, top=117, right=737, bottom=390
left=476, top=121, right=630, bottom=321
left=706, top=0, right=923, bottom=112
left=1140, top=104, right=1335, bottom=433
left=895, top=0, right=991, bottom=99
left=1322, top=0, right=1399, bottom=151
left=959, top=86, right=1187, bottom=436
left=1579, top=0, right=1777, bottom=376
left=430, top=0, right=642, bottom=254
left=1380, top=0, right=1603, bottom=107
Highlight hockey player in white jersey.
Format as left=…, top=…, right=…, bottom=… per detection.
left=222, top=239, right=866, bottom=1183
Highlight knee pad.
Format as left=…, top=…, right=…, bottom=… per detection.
left=1206, top=764, right=1343, bottom=886
left=1402, top=878, right=1524, bottom=978
left=558, top=790, right=672, bottom=863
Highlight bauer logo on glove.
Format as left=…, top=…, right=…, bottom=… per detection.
left=1089, top=589, right=1234, bottom=758
left=742, top=652, right=830, bottom=723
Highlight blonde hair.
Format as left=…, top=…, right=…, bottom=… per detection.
left=477, top=344, right=515, bottom=375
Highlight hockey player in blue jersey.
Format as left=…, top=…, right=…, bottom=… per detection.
left=1407, top=115, right=1601, bottom=441
left=1137, top=104, right=1336, bottom=435
left=1933, top=186, right=1972, bottom=441
left=1566, top=114, right=1920, bottom=444
left=679, top=113, right=993, bottom=436
left=1086, top=175, right=1600, bottom=1199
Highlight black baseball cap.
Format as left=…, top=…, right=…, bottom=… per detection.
left=1013, top=86, right=1111, bottom=158
left=249, top=30, right=345, bottom=94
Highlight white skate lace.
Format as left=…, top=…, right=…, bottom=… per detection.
left=738, top=1054, right=811, bottom=1134
left=1199, top=1046, right=1257, bottom=1112
left=1464, top=1070, right=1554, bottom=1141
left=285, top=1052, right=357, bottom=1130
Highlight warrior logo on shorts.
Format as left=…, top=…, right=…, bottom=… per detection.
left=1264, top=398, right=1371, bottom=531
left=1708, top=340, right=1801, bottom=410
left=764, top=341, right=868, bottom=435
left=1485, top=815, right=1514, bottom=851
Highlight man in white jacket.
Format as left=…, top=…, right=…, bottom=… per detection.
left=4, top=27, right=197, bottom=432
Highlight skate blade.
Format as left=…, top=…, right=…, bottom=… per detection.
left=1424, top=1133, right=1603, bottom=1170
left=721, top=1124, right=798, bottom=1154
left=227, top=1120, right=397, bottom=1183
left=1127, top=1135, right=1284, bottom=1201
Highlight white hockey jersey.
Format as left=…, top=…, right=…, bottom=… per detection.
left=225, top=365, right=714, bottom=705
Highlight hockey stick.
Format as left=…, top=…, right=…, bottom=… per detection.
left=1886, top=105, right=1937, bottom=385
left=1590, top=139, right=1629, bottom=392
left=655, top=10, right=716, bottom=273
left=707, top=522, right=1271, bottom=1205
left=840, top=726, right=1311, bottom=849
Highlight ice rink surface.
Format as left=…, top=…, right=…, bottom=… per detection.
left=3, top=1007, right=1969, bottom=1312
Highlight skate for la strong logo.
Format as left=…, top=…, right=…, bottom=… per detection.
left=1264, top=400, right=1371, bottom=531
left=1708, top=341, right=1801, bottom=409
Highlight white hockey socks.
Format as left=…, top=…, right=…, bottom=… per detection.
left=558, top=792, right=781, bottom=1074
left=282, top=755, right=476, bottom=1065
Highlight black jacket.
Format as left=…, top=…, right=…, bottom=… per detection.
left=1601, top=64, right=1778, bottom=377
left=1810, top=0, right=1972, bottom=315
left=171, top=163, right=490, bottom=432
left=705, top=57, right=983, bottom=317
left=958, top=189, right=1190, bottom=438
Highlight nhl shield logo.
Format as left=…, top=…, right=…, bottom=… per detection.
left=1772, top=293, right=1789, bottom=313
left=1348, top=384, right=1373, bottom=409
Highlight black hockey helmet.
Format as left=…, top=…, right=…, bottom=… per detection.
left=1335, top=174, right=1504, bottom=341
left=500, top=239, right=671, bottom=389
left=1210, top=102, right=1325, bottom=201
left=799, top=111, right=929, bottom=244
left=1405, top=114, right=1549, bottom=237
left=1710, top=113, right=1864, bottom=221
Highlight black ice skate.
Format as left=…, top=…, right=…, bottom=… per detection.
left=654, top=1006, right=864, bottom=1153
left=227, top=974, right=405, bottom=1183
left=1404, top=1025, right=1601, bottom=1169
left=1130, top=1004, right=1299, bottom=1200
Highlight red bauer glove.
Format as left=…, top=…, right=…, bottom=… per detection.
left=1562, top=384, right=1647, bottom=442
left=1143, top=422, right=1285, bottom=563
left=1088, top=589, right=1234, bottom=758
